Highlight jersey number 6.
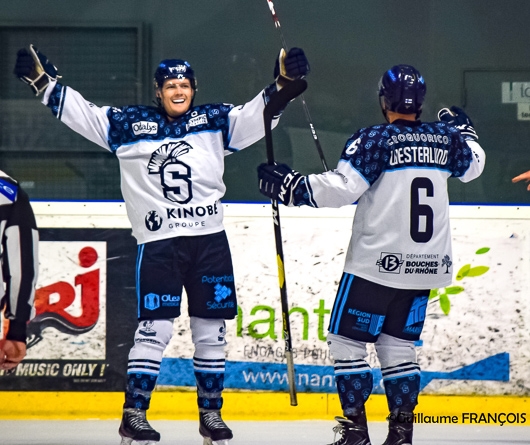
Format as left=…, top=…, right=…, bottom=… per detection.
left=410, top=177, right=434, bottom=243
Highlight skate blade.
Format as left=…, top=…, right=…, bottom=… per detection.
left=203, top=439, right=230, bottom=445
left=120, top=438, right=158, bottom=445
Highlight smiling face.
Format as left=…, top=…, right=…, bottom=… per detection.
left=157, top=78, right=195, bottom=120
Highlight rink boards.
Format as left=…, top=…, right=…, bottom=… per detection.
left=0, top=202, right=529, bottom=421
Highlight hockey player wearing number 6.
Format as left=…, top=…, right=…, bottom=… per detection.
left=258, top=65, right=485, bottom=445
left=13, top=44, right=309, bottom=445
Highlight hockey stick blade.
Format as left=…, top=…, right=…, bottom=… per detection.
left=264, top=78, right=308, bottom=122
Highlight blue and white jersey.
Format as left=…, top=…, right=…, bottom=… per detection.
left=295, top=119, right=485, bottom=289
left=42, top=80, right=279, bottom=244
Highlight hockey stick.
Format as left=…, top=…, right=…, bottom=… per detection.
left=266, top=0, right=329, bottom=171
left=263, top=78, right=308, bottom=406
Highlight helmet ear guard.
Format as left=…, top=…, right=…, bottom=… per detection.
left=378, top=65, right=426, bottom=119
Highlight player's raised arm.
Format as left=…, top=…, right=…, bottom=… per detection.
left=227, top=47, right=310, bottom=152
left=438, top=105, right=486, bottom=182
left=14, top=44, right=113, bottom=151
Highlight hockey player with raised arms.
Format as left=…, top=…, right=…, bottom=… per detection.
left=13, top=44, right=309, bottom=445
left=258, top=65, right=485, bottom=445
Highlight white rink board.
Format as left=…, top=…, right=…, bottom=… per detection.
left=29, top=202, right=530, bottom=396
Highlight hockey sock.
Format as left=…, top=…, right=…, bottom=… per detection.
left=124, top=372, right=158, bottom=410
left=334, top=359, right=373, bottom=417
left=123, top=319, right=173, bottom=410
left=381, top=362, right=421, bottom=413
left=194, top=356, right=226, bottom=411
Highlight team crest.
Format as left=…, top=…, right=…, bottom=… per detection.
left=148, top=141, right=194, bottom=204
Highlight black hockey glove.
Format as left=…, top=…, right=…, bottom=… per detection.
left=438, top=106, right=478, bottom=141
left=258, top=162, right=303, bottom=206
left=274, top=48, right=310, bottom=86
left=14, top=44, right=60, bottom=96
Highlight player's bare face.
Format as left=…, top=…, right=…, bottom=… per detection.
left=159, top=78, right=194, bottom=120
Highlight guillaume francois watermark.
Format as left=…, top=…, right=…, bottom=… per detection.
left=389, top=412, right=527, bottom=426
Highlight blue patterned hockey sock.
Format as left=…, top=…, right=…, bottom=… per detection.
left=194, top=356, right=226, bottom=411
left=124, top=372, right=158, bottom=410
left=334, top=359, right=373, bottom=417
left=381, top=362, right=421, bottom=413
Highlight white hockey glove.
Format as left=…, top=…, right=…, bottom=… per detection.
left=438, top=106, right=478, bottom=141
left=258, top=162, right=303, bottom=206
left=14, top=44, right=60, bottom=96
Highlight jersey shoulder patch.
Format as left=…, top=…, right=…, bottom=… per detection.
left=0, top=177, right=18, bottom=204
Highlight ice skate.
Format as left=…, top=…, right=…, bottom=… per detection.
left=327, top=416, right=371, bottom=445
left=382, top=412, right=413, bottom=445
left=119, top=408, right=161, bottom=445
left=199, top=410, right=233, bottom=445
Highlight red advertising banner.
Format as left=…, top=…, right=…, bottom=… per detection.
left=0, top=229, right=137, bottom=391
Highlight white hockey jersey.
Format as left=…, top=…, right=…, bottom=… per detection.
left=42, top=81, right=279, bottom=244
left=293, top=119, right=485, bottom=289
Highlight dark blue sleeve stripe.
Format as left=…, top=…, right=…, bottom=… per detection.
left=57, top=86, right=67, bottom=120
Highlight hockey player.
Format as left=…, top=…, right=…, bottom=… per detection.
left=0, top=172, right=39, bottom=372
left=13, top=45, right=309, bottom=445
left=257, top=65, right=485, bottom=445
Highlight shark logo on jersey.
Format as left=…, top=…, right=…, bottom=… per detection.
left=145, top=210, right=163, bottom=231
left=376, top=252, right=404, bottom=274
left=148, top=141, right=194, bottom=204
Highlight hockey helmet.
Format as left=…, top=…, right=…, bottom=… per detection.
left=154, top=59, right=197, bottom=90
left=378, top=65, right=426, bottom=118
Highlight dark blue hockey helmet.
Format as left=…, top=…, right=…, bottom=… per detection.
left=378, top=65, right=426, bottom=118
left=154, top=59, right=197, bottom=90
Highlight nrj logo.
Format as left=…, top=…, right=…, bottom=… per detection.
left=27, top=243, right=105, bottom=350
